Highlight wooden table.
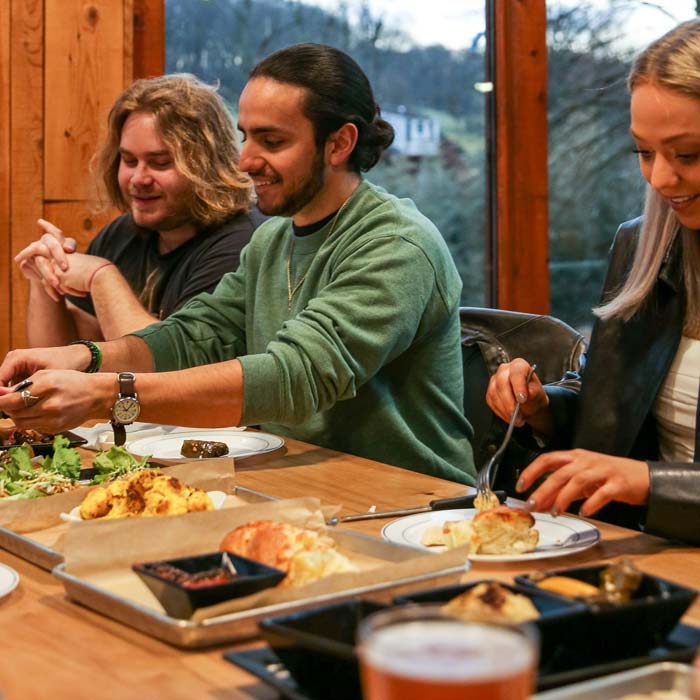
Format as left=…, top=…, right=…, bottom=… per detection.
left=1, top=434, right=698, bottom=700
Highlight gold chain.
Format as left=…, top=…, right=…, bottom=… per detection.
left=286, top=198, right=350, bottom=311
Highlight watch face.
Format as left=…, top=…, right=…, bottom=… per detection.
left=113, top=397, right=140, bottom=423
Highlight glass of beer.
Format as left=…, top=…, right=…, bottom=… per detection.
left=357, top=604, right=538, bottom=700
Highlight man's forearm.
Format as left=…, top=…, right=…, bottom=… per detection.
left=25, top=281, right=80, bottom=347
left=100, top=335, right=155, bottom=373
left=132, top=360, right=244, bottom=427
left=90, top=265, right=160, bottom=339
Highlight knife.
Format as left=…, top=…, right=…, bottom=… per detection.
left=326, top=490, right=507, bottom=526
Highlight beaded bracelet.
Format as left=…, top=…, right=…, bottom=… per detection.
left=70, top=339, right=103, bottom=373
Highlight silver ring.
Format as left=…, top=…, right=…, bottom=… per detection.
left=20, top=389, right=41, bottom=408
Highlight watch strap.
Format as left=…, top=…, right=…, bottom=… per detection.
left=111, top=420, right=126, bottom=447
left=117, top=371, right=136, bottom=397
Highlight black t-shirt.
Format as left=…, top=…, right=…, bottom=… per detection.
left=68, top=209, right=263, bottom=321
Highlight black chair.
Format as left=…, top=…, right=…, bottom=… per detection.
left=460, top=306, right=586, bottom=493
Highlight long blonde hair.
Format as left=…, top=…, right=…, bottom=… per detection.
left=93, top=74, right=252, bottom=228
left=595, top=19, right=700, bottom=335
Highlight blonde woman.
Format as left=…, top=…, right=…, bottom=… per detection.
left=17, top=74, right=261, bottom=345
left=486, top=19, right=700, bottom=543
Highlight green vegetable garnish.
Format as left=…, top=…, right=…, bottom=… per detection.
left=91, top=446, right=150, bottom=483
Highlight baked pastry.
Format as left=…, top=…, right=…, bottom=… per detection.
left=281, top=547, right=358, bottom=587
left=79, top=469, right=214, bottom=520
left=471, top=505, right=539, bottom=554
left=219, top=520, right=358, bottom=586
left=219, top=520, right=335, bottom=572
left=421, top=506, right=539, bottom=555
left=442, top=582, right=540, bottom=623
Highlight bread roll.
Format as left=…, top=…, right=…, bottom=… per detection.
left=443, top=582, right=540, bottom=623
left=219, top=520, right=334, bottom=572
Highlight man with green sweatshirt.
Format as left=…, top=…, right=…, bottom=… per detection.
left=0, top=44, right=475, bottom=484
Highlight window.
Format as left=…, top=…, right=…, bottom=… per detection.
left=166, top=0, right=489, bottom=305
left=547, top=1, right=697, bottom=333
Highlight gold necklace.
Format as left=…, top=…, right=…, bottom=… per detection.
left=286, top=198, right=350, bottom=311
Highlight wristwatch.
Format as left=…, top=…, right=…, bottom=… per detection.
left=110, top=372, right=140, bottom=446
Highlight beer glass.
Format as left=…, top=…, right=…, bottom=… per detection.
left=357, top=604, right=538, bottom=700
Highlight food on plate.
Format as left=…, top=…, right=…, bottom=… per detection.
left=421, top=505, right=539, bottom=555
left=142, top=562, right=237, bottom=589
left=532, top=559, right=643, bottom=602
left=442, top=582, right=540, bottom=624
left=219, top=519, right=358, bottom=587
left=180, top=439, right=229, bottom=459
left=473, top=488, right=500, bottom=512
left=0, top=435, right=151, bottom=501
left=280, top=547, right=357, bottom=588
left=0, top=427, right=54, bottom=446
left=534, top=575, right=601, bottom=599
left=0, top=443, right=80, bottom=499
left=79, top=469, right=214, bottom=520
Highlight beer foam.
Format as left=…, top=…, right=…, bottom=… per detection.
left=361, top=620, right=534, bottom=681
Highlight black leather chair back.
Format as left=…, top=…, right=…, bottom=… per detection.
left=460, top=306, right=586, bottom=491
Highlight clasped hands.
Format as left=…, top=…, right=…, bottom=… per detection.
left=486, top=359, right=650, bottom=517
left=16, top=218, right=111, bottom=301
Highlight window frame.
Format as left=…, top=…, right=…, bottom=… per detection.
left=144, top=0, right=550, bottom=313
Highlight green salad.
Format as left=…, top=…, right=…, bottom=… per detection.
left=0, top=434, right=150, bottom=500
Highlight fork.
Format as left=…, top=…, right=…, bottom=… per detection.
left=475, top=363, right=537, bottom=502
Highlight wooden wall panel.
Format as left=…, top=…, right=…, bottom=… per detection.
left=44, top=0, right=126, bottom=200
left=0, top=3, right=10, bottom=357
left=42, top=203, right=118, bottom=254
left=10, top=0, right=44, bottom=351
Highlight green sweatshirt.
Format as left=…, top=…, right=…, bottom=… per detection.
left=134, top=181, right=475, bottom=484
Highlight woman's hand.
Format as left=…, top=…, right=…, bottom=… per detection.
left=485, top=359, right=550, bottom=431
left=516, top=449, right=651, bottom=517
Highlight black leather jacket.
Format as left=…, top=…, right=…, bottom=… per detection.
left=547, top=217, right=700, bottom=544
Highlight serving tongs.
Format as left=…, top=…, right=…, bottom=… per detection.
left=326, top=490, right=507, bottom=526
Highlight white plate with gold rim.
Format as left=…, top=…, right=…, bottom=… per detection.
left=128, top=430, right=283, bottom=462
left=381, top=509, right=600, bottom=562
left=0, top=563, right=19, bottom=599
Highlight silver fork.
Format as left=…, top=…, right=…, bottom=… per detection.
left=475, top=363, right=537, bottom=501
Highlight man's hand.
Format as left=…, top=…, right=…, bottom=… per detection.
left=0, top=369, right=113, bottom=433
left=16, top=219, right=80, bottom=301
left=516, top=449, right=651, bottom=517
left=0, top=345, right=91, bottom=386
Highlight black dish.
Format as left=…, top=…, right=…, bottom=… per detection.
left=258, top=599, right=387, bottom=700
left=0, top=429, right=87, bottom=456
left=515, top=564, right=698, bottom=660
left=393, top=579, right=589, bottom=670
left=227, top=622, right=700, bottom=700
left=133, top=551, right=286, bottom=619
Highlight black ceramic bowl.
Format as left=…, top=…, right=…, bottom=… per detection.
left=258, top=599, right=388, bottom=700
left=393, top=579, right=589, bottom=671
left=515, top=565, right=698, bottom=659
left=133, top=551, right=286, bottom=619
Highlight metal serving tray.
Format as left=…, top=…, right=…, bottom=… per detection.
left=0, top=485, right=276, bottom=571
left=533, top=661, right=693, bottom=699
left=53, top=528, right=467, bottom=649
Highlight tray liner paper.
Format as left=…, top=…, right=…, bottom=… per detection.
left=61, top=497, right=472, bottom=622
left=0, top=458, right=236, bottom=537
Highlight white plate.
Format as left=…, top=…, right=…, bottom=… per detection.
left=60, top=490, right=227, bottom=523
left=128, top=430, right=283, bottom=461
left=0, top=563, right=19, bottom=598
left=381, top=508, right=600, bottom=562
